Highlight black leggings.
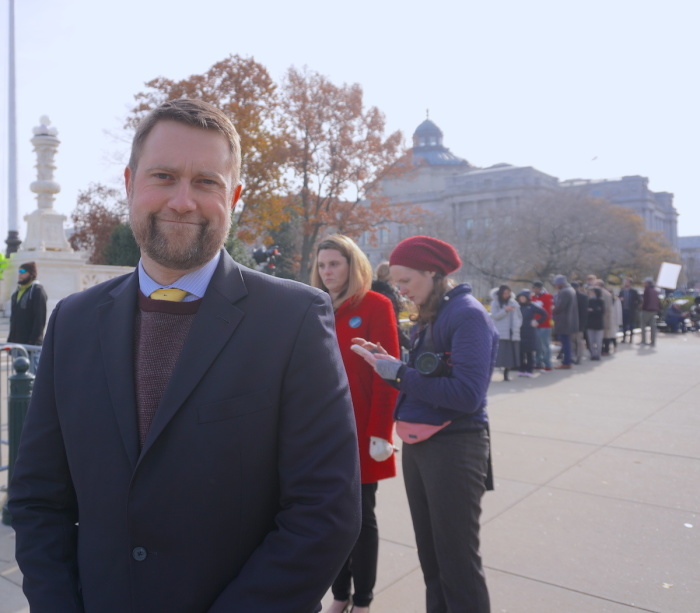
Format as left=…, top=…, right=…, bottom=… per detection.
left=331, top=482, right=379, bottom=607
left=603, top=337, right=617, bottom=353
left=519, top=350, right=534, bottom=373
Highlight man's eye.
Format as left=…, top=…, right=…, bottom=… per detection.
left=154, top=173, right=171, bottom=180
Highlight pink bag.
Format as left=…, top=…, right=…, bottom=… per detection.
left=396, top=420, right=452, bottom=444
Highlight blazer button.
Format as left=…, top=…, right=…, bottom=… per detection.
left=132, top=547, right=148, bottom=561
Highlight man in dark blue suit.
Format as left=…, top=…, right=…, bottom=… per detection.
left=9, top=99, right=361, bottom=612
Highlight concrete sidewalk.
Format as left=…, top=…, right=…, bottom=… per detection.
left=2, top=328, right=699, bottom=613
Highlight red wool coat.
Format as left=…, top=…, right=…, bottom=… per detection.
left=335, top=291, right=399, bottom=483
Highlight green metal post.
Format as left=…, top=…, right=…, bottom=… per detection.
left=2, top=356, right=34, bottom=525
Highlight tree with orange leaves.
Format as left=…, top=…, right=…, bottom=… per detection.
left=75, top=58, right=417, bottom=277
left=69, top=183, right=128, bottom=264
left=281, top=67, right=417, bottom=282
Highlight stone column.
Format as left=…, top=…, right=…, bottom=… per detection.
left=22, top=116, right=72, bottom=251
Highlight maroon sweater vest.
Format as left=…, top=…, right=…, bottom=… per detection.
left=134, top=292, right=201, bottom=447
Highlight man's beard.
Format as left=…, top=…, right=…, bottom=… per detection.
left=131, top=213, right=230, bottom=271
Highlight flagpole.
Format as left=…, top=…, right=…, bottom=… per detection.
left=6, top=0, right=22, bottom=256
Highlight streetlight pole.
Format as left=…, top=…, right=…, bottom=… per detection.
left=5, top=0, right=22, bottom=256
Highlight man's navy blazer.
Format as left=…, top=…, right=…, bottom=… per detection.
left=9, top=251, right=361, bottom=612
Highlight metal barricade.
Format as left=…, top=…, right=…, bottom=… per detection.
left=0, top=344, right=40, bottom=477
left=2, top=354, right=35, bottom=524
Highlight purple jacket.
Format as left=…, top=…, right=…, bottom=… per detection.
left=394, top=284, right=499, bottom=432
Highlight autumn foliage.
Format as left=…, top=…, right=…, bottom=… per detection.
left=69, top=183, right=128, bottom=264
left=117, top=56, right=418, bottom=280
left=280, top=66, right=417, bottom=281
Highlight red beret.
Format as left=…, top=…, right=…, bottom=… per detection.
left=389, top=236, right=461, bottom=275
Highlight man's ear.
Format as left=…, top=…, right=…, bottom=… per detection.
left=231, top=184, right=243, bottom=208
left=124, top=167, right=132, bottom=195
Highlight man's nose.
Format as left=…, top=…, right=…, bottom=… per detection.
left=167, top=182, right=197, bottom=214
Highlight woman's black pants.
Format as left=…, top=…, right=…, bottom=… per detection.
left=402, top=429, right=491, bottom=613
left=331, top=482, right=379, bottom=607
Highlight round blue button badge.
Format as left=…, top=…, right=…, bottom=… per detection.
left=349, top=316, right=362, bottom=329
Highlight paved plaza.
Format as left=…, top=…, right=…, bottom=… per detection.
left=2, top=322, right=698, bottom=613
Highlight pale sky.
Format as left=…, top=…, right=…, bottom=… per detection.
left=1, top=0, right=699, bottom=246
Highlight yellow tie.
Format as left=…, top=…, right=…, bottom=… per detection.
left=149, top=288, right=188, bottom=302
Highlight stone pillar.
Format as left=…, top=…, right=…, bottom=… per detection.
left=22, top=116, right=72, bottom=252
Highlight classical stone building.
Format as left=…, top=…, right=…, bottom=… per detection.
left=360, top=118, right=679, bottom=293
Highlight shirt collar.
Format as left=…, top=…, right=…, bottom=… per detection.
left=138, top=251, right=221, bottom=302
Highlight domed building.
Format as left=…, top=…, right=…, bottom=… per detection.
left=411, top=119, right=472, bottom=168
left=359, top=117, right=678, bottom=296
left=360, top=118, right=560, bottom=294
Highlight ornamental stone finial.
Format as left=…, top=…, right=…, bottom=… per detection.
left=30, top=116, right=61, bottom=204
left=33, top=115, right=58, bottom=137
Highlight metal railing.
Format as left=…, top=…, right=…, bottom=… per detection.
left=1, top=345, right=37, bottom=524
left=0, top=344, right=40, bottom=475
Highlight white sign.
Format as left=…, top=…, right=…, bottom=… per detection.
left=656, top=262, right=682, bottom=289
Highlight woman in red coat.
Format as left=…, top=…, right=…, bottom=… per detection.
left=311, top=234, right=399, bottom=613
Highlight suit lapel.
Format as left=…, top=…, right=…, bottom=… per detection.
left=98, top=272, right=140, bottom=469
left=140, top=253, right=247, bottom=457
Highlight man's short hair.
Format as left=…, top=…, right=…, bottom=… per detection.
left=532, top=280, right=544, bottom=288
left=128, top=99, right=242, bottom=186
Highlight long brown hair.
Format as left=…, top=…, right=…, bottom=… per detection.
left=310, top=235, right=372, bottom=310
left=412, top=274, right=453, bottom=325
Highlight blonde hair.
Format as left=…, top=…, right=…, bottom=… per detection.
left=310, top=234, right=372, bottom=310
left=375, top=261, right=391, bottom=283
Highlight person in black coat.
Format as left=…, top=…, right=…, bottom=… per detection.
left=571, top=282, right=589, bottom=364
left=516, top=290, right=547, bottom=376
left=9, top=99, right=360, bottom=613
left=618, top=278, right=641, bottom=342
left=8, top=261, right=48, bottom=346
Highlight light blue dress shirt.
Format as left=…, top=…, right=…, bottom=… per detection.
left=138, top=252, right=221, bottom=302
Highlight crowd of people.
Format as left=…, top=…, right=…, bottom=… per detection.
left=488, top=274, right=681, bottom=381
